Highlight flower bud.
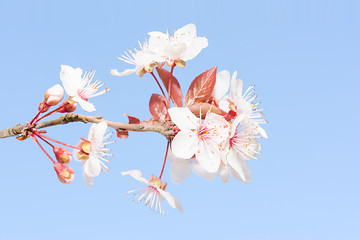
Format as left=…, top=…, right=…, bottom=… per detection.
left=44, top=84, right=64, bottom=106
left=76, top=138, right=91, bottom=160
left=53, top=146, right=72, bottom=164
left=57, top=100, right=77, bottom=113
left=54, top=162, right=75, bottom=184
left=38, top=100, right=51, bottom=113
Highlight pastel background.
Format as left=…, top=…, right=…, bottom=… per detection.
left=0, top=0, right=359, bottom=239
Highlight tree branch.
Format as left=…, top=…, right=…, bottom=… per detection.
left=0, top=113, right=172, bottom=139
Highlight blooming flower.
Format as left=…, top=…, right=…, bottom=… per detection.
left=213, top=70, right=268, bottom=138
left=74, top=122, right=113, bottom=187
left=148, top=23, right=208, bottom=66
left=111, top=40, right=163, bottom=77
left=60, top=65, right=109, bottom=112
left=121, top=170, right=183, bottom=215
left=168, top=107, right=229, bottom=173
left=220, top=115, right=259, bottom=183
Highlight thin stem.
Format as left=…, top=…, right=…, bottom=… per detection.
left=150, top=72, right=167, bottom=99
left=159, top=141, right=170, bottom=179
left=34, top=131, right=79, bottom=150
left=167, top=65, right=175, bottom=106
left=33, top=132, right=55, bottom=148
left=30, top=106, right=45, bottom=125
left=31, top=135, right=55, bottom=163
left=35, top=104, right=63, bottom=123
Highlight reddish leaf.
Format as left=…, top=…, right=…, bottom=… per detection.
left=184, top=67, right=217, bottom=106
left=124, top=113, right=140, bottom=124
left=156, top=67, right=183, bottom=107
left=116, top=129, right=129, bottom=139
left=149, top=94, right=168, bottom=121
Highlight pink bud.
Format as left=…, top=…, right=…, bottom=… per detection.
left=44, top=84, right=64, bottom=106
left=57, top=100, right=77, bottom=113
left=38, top=100, right=51, bottom=113
left=53, top=146, right=72, bottom=164
left=54, top=162, right=75, bottom=184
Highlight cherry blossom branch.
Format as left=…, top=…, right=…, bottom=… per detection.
left=0, top=113, right=173, bottom=139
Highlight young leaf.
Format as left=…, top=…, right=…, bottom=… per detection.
left=124, top=113, right=140, bottom=124
left=149, top=94, right=168, bottom=121
left=188, top=103, right=226, bottom=118
left=184, top=66, right=217, bottom=106
left=156, top=67, right=183, bottom=107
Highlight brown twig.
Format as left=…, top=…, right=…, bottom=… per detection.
left=0, top=113, right=172, bottom=139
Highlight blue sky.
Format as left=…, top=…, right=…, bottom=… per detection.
left=0, top=0, right=359, bottom=239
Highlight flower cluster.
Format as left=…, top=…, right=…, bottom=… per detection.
left=18, top=23, right=267, bottom=216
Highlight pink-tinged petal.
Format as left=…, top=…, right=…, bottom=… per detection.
left=60, top=65, right=83, bottom=96
left=192, top=160, right=217, bottom=180
left=121, top=169, right=149, bottom=185
left=204, top=112, right=230, bottom=143
left=83, top=152, right=101, bottom=177
left=213, top=70, right=230, bottom=100
left=74, top=98, right=96, bottom=112
left=171, top=130, right=197, bottom=159
left=219, top=164, right=230, bottom=183
left=171, top=158, right=192, bottom=184
left=168, top=107, right=199, bottom=130
left=196, top=141, right=221, bottom=173
left=230, top=71, right=243, bottom=104
left=227, top=149, right=252, bottom=183
left=110, top=68, right=136, bottom=76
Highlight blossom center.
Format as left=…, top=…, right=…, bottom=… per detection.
left=77, top=89, right=88, bottom=101
left=196, top=125, right=210, bottom=141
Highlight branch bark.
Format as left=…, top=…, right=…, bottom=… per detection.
left=0, top=113, right=172, bottom=139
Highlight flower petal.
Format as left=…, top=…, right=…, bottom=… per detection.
left=227, top=149, right=252, bottom=183
left=158, top=189, right=183, bottom=213
left=110, top=68, right=136, bottom=76
left=192, top=160, right=217, bottom=180
left=213, top=70, right=230, bottom=100
left=60, top=65, right=83, bottom=96
left=168, top=107, right=199, bottom=130
left=204, top=112, right=229, bottom=143
left=219, top=164, right=230, bottom=183
left=196, top=141, right=221, bottom=173
left=171, top=130, right=197, bottom=159
left=230, top=71, right=243, bottom=104
left=170, top=158, right=192, bottom=184
left=83, top=152, right=101, bottom=177
left=73, top=97, right=96, bottom=112
left=121, top=169, right=149, bottom=185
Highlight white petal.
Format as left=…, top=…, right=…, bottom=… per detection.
left=74, top=97, right=96, bottom=112
left=192, top=160, right=217, bottom=180
left=257, top=126, right=268, bottom=138
left=182, top=37, right=208, bottom=61
left=196, top=141, right=221, bottom=173
left=111, top=68, right=136, bottom=76
left=60, top=65, right=83, bottom=96
left=230, top=71, right=243, bottom=104
left=219, top=164, right=230, bottom=183
left=89, top=122, right=107, bottom=147
left=213, top=70, right=230, bottom=100
left=168, top=107, right=199, bottom=130
left=171, top=158, right=192, bottom=184
left=82, top=167, right=95, bottom=188
left=174, top=23, right=197, bottom=38
left=230, top=114, right=245, bottom=137
left=83, top=152, right=101, bottom=177
left=121, top=169, right=149, bottom=185
left=171, top=130, right=197, bottom=159
left=158, top=189, right=183, bottom=213
left=227, top=149, right=252, bottom=183
left=218, top=96, right=231, bottom=112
